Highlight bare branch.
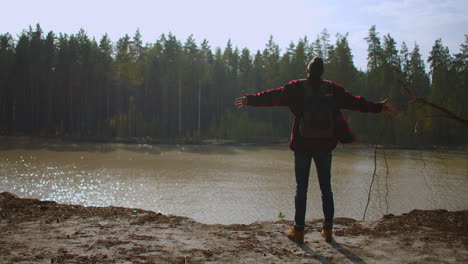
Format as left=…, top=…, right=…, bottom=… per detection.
left=363, top=144, right=378, bottom=221
left=400, top=80, right=468, bottom=127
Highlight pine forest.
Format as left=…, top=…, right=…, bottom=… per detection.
left=0, top=25, right=467, bottom=146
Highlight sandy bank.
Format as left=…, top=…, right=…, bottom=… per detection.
left=0, top=192, right=466, bottom=263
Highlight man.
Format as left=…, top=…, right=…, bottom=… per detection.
left=234, top=56, right=396, bottom=244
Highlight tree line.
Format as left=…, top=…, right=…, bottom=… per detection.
left=0, top=24, right=466, bottom=146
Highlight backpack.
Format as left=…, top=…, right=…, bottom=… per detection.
left=299, top=80, right=336, bottom=139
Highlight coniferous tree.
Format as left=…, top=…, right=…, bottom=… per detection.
left=400, top=42, right=410, bottom=83
left=43, top=31, right=56, bottom=136
left=97, top=34, right=114, bottom=136
left=0, top=33, right=15, bottom=134
left=452, top=35, right=468, bottom=142
left=239, top=48, right=252, bottom=91
left=319, top=29, right=331, bottom=63
left=427, top=39, right=455, bottom=144
left=408, top=43, right=430, bottom=98
left=290, top=38, right=307, bottom=80
left=399, top=43, right=431, bottom=145
left=279, top=42, right=295, bottom=83
left=382, top=34, right=403, bottom=105
left=365, top=26, right=383, bottom=73
left=12, top=30, right=32, bottom=134
left=362, top=26, right=385, bottom=142
left=326, top=33, right=357, bottom=86
left=453, top=36, right=468, bottom=121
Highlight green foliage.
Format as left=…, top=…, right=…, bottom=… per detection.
left=0, top=24, right=466, bottom=146
left=278, top=211, right=286, bottom=219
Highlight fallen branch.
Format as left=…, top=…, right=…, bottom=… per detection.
left=401, top=82, right=468, bottom=127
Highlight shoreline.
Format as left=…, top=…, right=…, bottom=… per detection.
left=1, top=135, right=467, bottom=151
left=1, top=192, right=466, bottom=263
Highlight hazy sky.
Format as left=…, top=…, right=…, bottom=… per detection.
left=1, top=0, right=467, bottom=71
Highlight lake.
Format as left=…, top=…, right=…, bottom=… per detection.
left=0, top=143, right=467, bottom=224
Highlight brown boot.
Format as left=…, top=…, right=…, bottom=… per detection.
left=286, top=225, right=304, bottom=244
left=321, top=227, right=333, bottom=243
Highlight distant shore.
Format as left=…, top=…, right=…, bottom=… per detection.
left=1, top=135, right=467, bottom=151
left=0, top=192, right=466, bottom=263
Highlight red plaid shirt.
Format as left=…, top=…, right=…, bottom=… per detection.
left=247, top=79, right=383, bottom=151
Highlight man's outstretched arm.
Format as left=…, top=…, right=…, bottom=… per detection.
left=234, top=86, right=289, bottom=108
left=333, top=83, right=396, bottom=115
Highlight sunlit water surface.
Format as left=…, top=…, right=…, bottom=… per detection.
left=1, top=143, right=467, bottom=224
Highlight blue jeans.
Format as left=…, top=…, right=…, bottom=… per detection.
left=294, top=151, right=334, bottom=228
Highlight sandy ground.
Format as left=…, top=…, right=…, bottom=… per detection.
left=0, top=192, right=466, bottom=264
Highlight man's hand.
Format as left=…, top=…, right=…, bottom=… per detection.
left=234, top=91, right=248, bottom=109
left=381, top=99, right=397, bottom=115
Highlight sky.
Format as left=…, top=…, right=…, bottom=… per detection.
left=1, top=0, right=467, bottom=71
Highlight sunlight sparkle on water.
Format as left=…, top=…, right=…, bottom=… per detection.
left=1, top=145, right=466, bottom=224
